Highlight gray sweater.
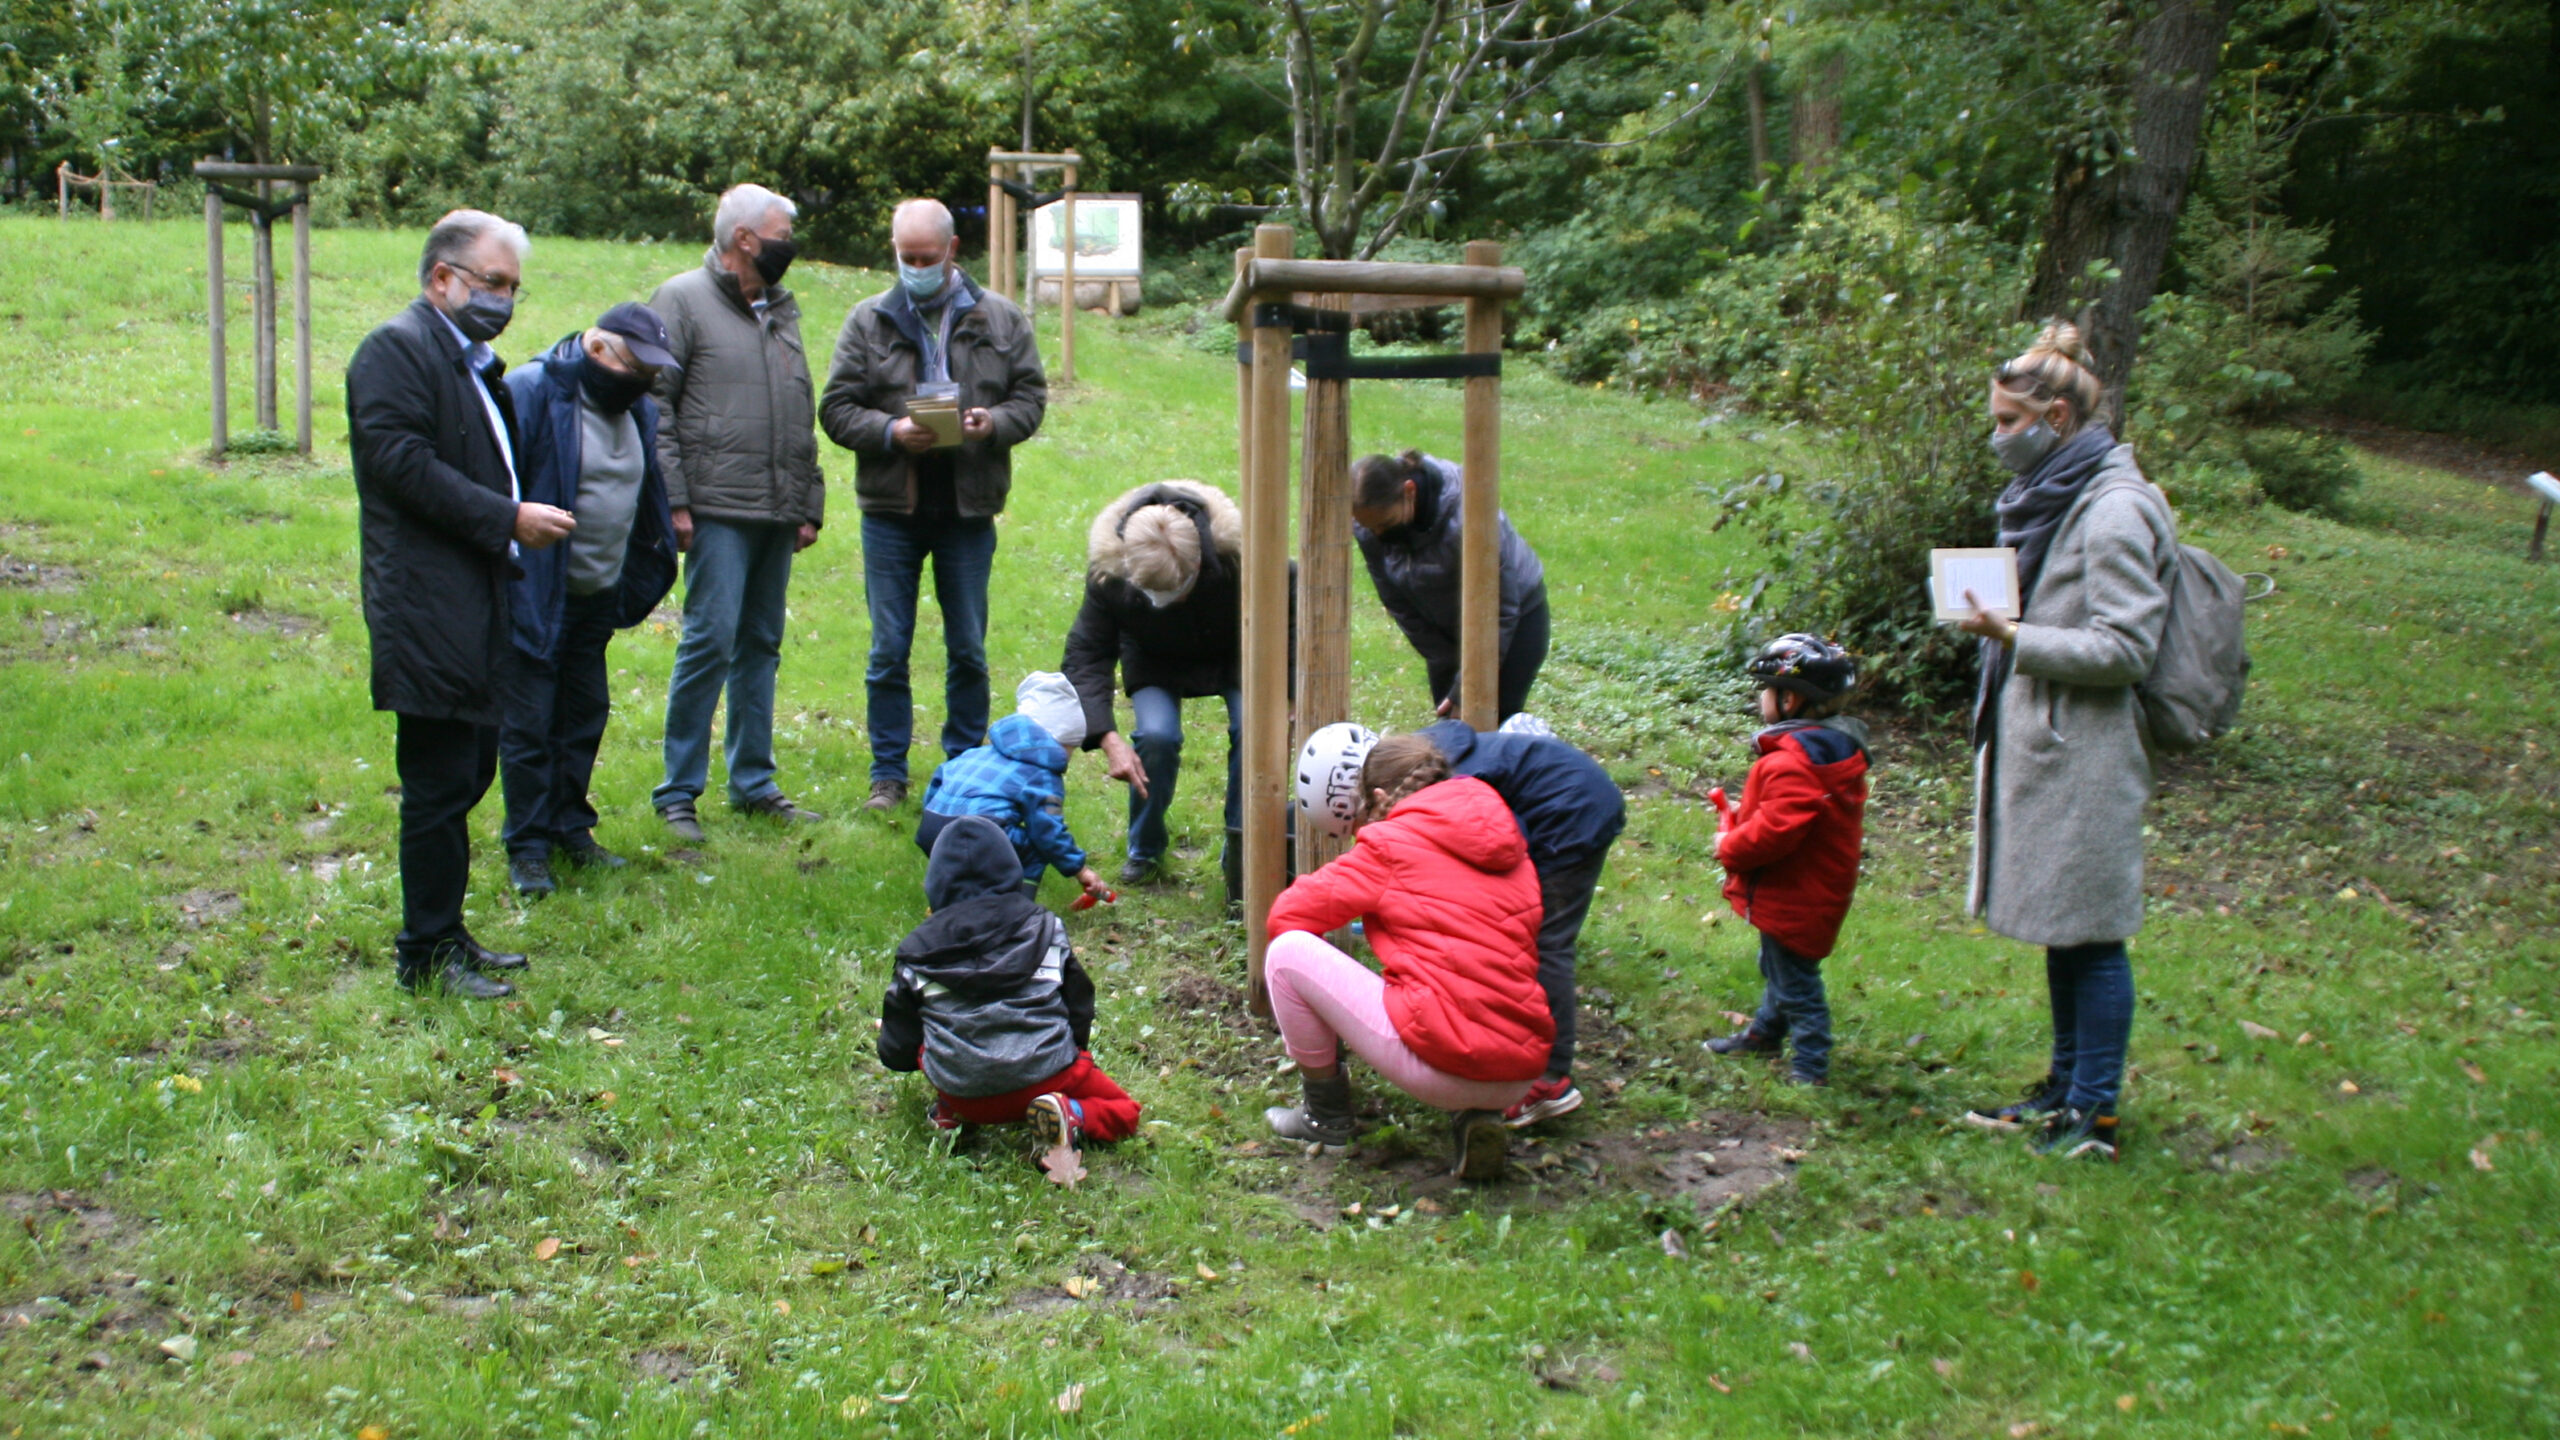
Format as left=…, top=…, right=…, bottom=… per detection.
left=566, top=397, right=646, bottom=595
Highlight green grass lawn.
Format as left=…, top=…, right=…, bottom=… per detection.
left=0, top=215, right=2553, bottom=1438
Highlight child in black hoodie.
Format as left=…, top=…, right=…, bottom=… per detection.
left=878, top=815, right=1141, bottom=1154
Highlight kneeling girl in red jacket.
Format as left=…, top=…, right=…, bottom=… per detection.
left=1264, top=733, right=1551, bottom=1181
left=1704, top=635, right=1869, bottom=1086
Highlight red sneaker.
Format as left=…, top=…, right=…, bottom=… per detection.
left=1503, top=1075, right=1584, bottom=1128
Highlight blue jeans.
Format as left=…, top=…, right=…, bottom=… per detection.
left=1751, top=931, right=1831, bottom=1081
left=654, top=517, right=796, bottom=811
left=862, top=511, right=997, bottom=784
left=1125, top=686, right=1242, bottom=866
left=2047, top=941, right=2134, bottom=1113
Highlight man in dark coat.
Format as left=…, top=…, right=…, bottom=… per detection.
left=497, top=303, right=683, bottom=896
left=346, top=209, right=575, bottom=999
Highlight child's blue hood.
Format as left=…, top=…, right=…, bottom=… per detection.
left=987, top=713, right=1069, bottom=773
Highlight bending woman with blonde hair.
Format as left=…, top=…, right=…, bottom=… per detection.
left=1262, top=734, right=1551, bottom=1182
left=1957, top=321, right=2175, bottom=1163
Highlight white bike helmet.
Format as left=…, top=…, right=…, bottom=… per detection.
left=1294, top=722, right=1380, bottom=838
left=1498, top=712, right=1557, bottom=737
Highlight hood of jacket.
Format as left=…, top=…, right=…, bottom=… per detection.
left=1086, top=479, right=1243, bottom=584
left=1752, top=716, right=1870, bottom=766
left=901, top=817, right=1052, bottom=993
left=1382, top=772, right=1530, bottom=874
left=986, top=713, right=1070, bottom=774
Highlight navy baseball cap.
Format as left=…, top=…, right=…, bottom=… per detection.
left=595, top=301, right=680, bottom=372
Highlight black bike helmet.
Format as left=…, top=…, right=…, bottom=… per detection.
left=1746, top=633, right=1858, bottom=703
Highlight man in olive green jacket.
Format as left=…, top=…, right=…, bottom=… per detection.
left=820, top=197, right=1047, bottom=811
left=649, top=182, right=827, bottom=841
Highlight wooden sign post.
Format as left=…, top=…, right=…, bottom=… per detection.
left=1224, top=227, right=1526, bottom=1012
left=194, top=161, right=321, bottom=456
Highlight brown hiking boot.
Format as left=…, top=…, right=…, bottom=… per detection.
left=864, top=779, right=908, bottom=813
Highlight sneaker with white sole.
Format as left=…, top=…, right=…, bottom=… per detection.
left=1027, top=1092, right=1084, bottom=1155
left=2033, top=1106, right=2120, bottom=1161
left=1503, top=1075, right=1584, bottom=1128
left=1963, top=1073, right=2070, bottom=1133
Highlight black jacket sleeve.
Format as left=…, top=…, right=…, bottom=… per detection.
left=1061, top=940, right=1095, bottom=1053
left=876, top=966, right=924, bottom=1072
left=1060, top=579, right=1123, bottom=750
left=346, top=323, right=520, bottom=555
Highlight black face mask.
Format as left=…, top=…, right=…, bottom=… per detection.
left=578, top=351, right=654, bottom=413
left=751, top=235, right=797, bottom=287
left=450, top=286, right=514, bottom=344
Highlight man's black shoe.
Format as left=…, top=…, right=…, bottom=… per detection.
left=1118, top=855, right=1159, bottom=886
left=557, top=839, right=628, bottom=870
left=509, top=853, right=556, bottom=897
left=462, top=936, right=529, bottom=972
left=398, top=955, right=513, bottom=1000
left=1703, top=1026, right=1782, bottom=1056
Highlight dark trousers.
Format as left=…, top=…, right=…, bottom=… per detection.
left=1126, top=686, right=1243, bottom=866
left=862, top=510, right=997, bottom=784
left=395, top=712, right=499, bottom=960
left=1424, top=585, right=1551, bottom=722
left=499, top=590, right=619, bottom=859
left=2047, top=941, right=2135, bottom=1113
left=1750, top=931, right=1832, bottom=1080
left=1533, top=848, right=1609, bottom=1077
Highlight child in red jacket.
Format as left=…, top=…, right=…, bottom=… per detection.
left=1263, top=732, right=1551, bottom=1182
left=1703, top=634, right=1869, bottom=1086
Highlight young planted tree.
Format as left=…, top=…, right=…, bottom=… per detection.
left=1204, top=0, right=1644, bottom=259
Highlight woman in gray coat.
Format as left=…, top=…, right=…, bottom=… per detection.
left=1956, top=322, right=2175, bottom=1164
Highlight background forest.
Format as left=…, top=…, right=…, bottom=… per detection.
left=3, top=0, right=2553, bottom=689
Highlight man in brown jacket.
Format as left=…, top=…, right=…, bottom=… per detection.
left=820, top=198, right=1047, bottom=811
left=648, top=183, right=827, bottom=841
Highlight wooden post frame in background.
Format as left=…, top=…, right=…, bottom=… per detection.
left=1229, top=234, right=1527, bottom=1012
left=985, top=149, right=1082, bottom=386
left=193, top=160, right=322, bottom=457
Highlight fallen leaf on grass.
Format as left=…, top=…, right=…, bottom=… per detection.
left=1787, top=1341, right=1814, bottom=1364
left=809, top=1258, right=846, bottom=1276
left=2459, top=1059, right=2487, bottom=1084
left=2240, top=1020, right=2281, bottom=1042
left=1196, top=1263, right=1221, bottom=1282
left=1707, top=1373, right=1732, bottom=1394
left=492, top=1067, right=521, bottom=1087
left=358, top=1427, right=391, bottom=1440
left=2470, top=1138, right=2497, bottom=1172
left=2118, top=1394, right=2136, bottom=1412
left=1054, top=1382, right=1086, bottom=1414
left=2339, top=1080, right=2361, bottom=1095
left=1062, top=1275, right=1099, bottom=1300
left=621, top=1254, right=656, bottom=1269
left=593, top=1090, right=617, bottom=1108
left=839, top=1397, right=870, bottom=1420
left=1040, top=1143, right=1087, bottom=1189
left=2009, top=1425, right=2044, bottom=1439
left=1776, top=1147, right=1808, bottom=1163
left=2019, top=1270, right=2040, bottom=1292
left=1931, top=1358, right=1958, bottom=1378
left=773, top=1300, right=791, bottom=1316
left=158, top=1334, right=197, bottom=1362
left=533, top=1237, right=561, bottom=1261
left=1659, top=1229, right=1688, bottom=1259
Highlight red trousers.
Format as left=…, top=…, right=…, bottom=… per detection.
left=935, top=1052, right=1141, bottom=1143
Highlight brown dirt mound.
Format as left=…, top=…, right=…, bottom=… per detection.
left=998, top=1254, right=1181, bottom=1318
left=1273, top=1111, right=1812, bottom=1219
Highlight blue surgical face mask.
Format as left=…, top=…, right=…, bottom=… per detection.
left=898, top=259, right=949, bottom=301
left=1991, top=420, right=2060, bottom=475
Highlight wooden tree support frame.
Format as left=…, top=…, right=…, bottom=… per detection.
left=985, top=149, right=1082, bottom=385
left=194, top=161, right=322, bottom=457
left=56, top=162, right=157, bottom=221
left=1230, top=224, right=1527, bottom=1014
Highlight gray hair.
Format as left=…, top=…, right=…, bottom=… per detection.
left=713, top=184, right=798, bottom=251
left=892, top=197, right=956, bottom=242
left=418, top=209, right=529, bottom=287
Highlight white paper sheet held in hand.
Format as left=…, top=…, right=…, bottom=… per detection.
left=1929, top=547, right=2020, bottom=623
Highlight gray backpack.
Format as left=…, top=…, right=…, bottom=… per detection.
left=2101, top=476, right=2251, bottom=752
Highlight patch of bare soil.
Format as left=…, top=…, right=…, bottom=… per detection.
left=2346, top=1165, right=2398, bottom=1196
left=633, top=1344, right=733, bottom=1389
left=2168, top=1128, right=2295, bottom=1174
left=1273, top=1112, right=1812, bottom=1220
left=0, top=554, right=80, bottom=591
left=228, top=608, right=321, bottom=638
left=2304, top=412, right=2548, bottom=495
left=172, top=889, right=243, bottom=928
left=2, top=1191, right=131, bottom=1262
left=133, top=1011, right=267, bottom=1066
left=997, top=1254, right=1180, bottom=1318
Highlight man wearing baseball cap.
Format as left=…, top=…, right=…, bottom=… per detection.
left=497, top=302, right=686, bottom=896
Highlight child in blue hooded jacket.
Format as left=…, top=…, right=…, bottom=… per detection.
left=918, top=673, right=1111, bottom=902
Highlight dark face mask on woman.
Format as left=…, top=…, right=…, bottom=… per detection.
left=750, top=235, right=797, bottom=287
left=578, top=351, right=655, bottom=413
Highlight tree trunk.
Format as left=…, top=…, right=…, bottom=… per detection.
left=2026, top=0, right=2234, bottom=411
left=1745, top=64, right=1772, bottom=183
left=1789, top=53, right=1845, bottom=176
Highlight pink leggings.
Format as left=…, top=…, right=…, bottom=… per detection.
left=1265, top=931, right=1534, bottom=1114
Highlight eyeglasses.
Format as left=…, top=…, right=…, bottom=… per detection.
left=446, top=262, right=524, bottom=299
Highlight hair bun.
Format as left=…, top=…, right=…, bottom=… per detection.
left=2030, top=318, right=2094, bottom=368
